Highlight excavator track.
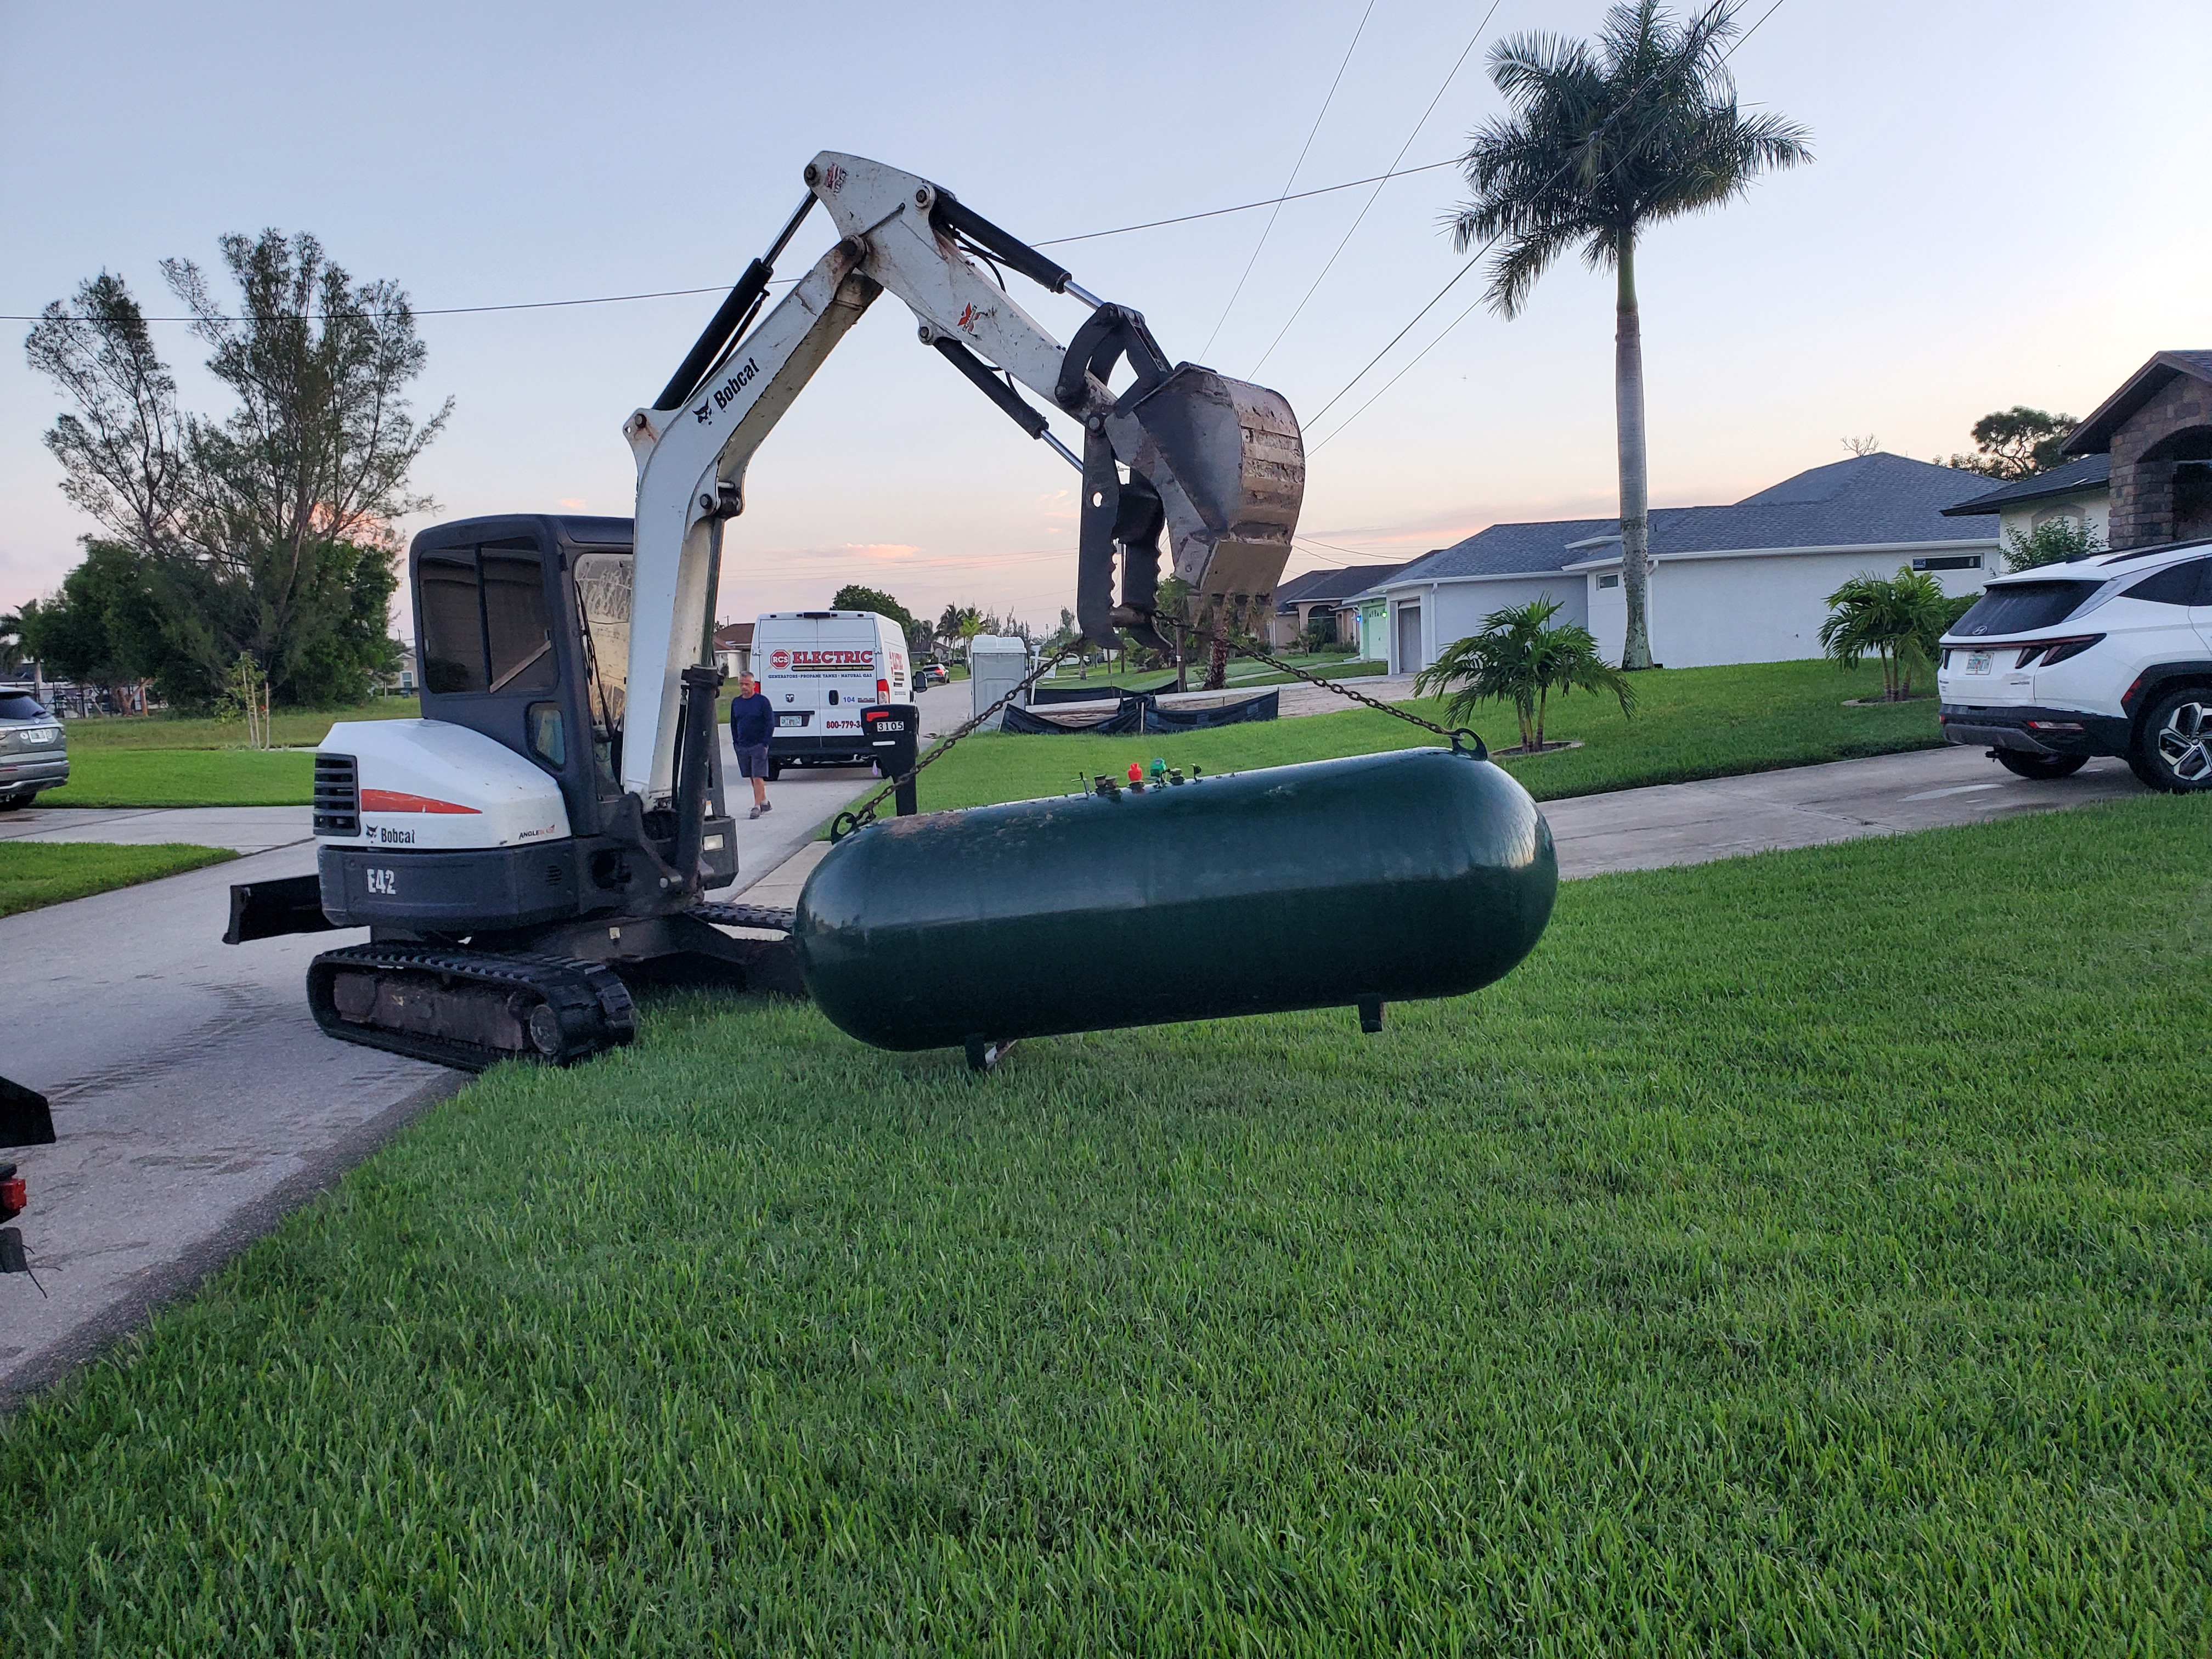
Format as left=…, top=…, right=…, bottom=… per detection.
left=307, top=944, right=637, bottom=1073
left=690, top=902, right=794, bottom=933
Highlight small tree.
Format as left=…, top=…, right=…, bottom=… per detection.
left=2005, top=516, right=2103, bottom=571
left=1949, top=407, right=2074, bottom=481
left=1819, top=566, right=1953, bottom=701
left=1415, top=598, right=1635, bottom=752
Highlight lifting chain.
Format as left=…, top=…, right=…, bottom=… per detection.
left=826, top=622, right=1486, bottom=843
left=829, top=641, right=1086, bottom=840
left=1181, top=624, right=1486, bottom=759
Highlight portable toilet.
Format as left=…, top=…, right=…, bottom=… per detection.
left=969, top=636, right=1031, bottom=723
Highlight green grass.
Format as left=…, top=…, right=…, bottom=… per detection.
left=4, top=796, right=2207, bottom=1654
left=38, top=748, right=315, bottom=808
left=59, top=697, right=419, bottom=752
left=0, top=840, right=236, bottom=917
left=888, top=656, right=1943, bottom=819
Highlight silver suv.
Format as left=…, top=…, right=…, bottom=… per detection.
left=0, top=689, right=68, bottom=810
left=1938, top=538, right=2212, bottom=791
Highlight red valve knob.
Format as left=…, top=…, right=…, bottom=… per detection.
left=1127, top=762, right=1143, bottom=783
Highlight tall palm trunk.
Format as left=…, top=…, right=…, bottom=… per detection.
left=1613, top=235, right=1655, bottom=671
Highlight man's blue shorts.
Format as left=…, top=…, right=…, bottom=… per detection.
left=736, top=743, right=771, bottom=778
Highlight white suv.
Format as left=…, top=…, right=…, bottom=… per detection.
left=1938, top=538, right=2212, bottom=791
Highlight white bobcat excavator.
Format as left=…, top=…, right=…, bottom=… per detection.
left=226, top=151, right=1306, bottom=1071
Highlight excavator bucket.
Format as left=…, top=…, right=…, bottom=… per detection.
left=1107, top=365, right=1305, bottom=613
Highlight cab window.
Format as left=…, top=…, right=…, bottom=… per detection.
left=416, top=542, right=555, bottom=695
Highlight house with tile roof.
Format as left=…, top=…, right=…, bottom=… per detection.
left=1352, top=453, right=2002, bottom=673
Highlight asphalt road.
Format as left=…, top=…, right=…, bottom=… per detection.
left=0, top=729, right=2147, bottom=1406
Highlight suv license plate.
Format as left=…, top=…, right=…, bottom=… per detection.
left=1965, top=651, right=1993, bottom=674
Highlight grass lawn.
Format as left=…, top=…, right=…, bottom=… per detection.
left=4, top=795, right=2206, bottom=1652
left=888, top=657, right=1942, bottom=819
left=59, top=698, right=419, bottom=752
left=0, top=840, right=235, bottom=918
left=37, top=748, right=315, bottom=809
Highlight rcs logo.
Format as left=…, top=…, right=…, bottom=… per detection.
left=770, top=649, right=791, bottom=670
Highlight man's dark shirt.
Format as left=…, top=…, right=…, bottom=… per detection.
left=730, top=691, right=774, bottom=748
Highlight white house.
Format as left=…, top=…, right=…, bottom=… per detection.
left=1937, top=453, right=2111, bottom=551
left=1353, top=454, right=2006, bottom=673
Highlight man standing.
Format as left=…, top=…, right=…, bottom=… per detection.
left=728, top=673, right=774, bottom=819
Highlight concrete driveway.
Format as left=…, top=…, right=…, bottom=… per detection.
left=1542, top=748, right=2145, bottom=877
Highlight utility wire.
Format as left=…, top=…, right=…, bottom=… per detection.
left=1195, top=0, right=1379, bottom=360
left=3, top=156, right=1464, bottom=326
left=1250, top=0, right=1504, bottom=379
left=1301, top=0, right=1790, bottom=451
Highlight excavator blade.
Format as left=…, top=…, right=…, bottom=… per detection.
left=1108, top=365, right=1305, bottom=614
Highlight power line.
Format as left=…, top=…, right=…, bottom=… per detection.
left=1300, top=0, right=1790, bottom=450
left=1196, top=0, right=1379, bottom=360
left=1031, top=158, right=1459, bottom=248
left=1250, top=0, right=1504, bottom=378
left=3, top=156, right=1465, bottom=327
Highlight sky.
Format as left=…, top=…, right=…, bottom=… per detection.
left=5, top=0, right=2209, bottom=639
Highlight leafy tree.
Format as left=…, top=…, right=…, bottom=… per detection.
left=1452, top=1, right=1810, bottom=670
left=1950, top=407, right=2074, bottom=481
left=24, top=234, right=448, bottom=706
left=1819, top=566, right=1954, bottom=701
left=1414, top=597, right=1635, bottom=751
left=11, top=540, right=198, bottom=703
left=830, top=584, right=912, bottom=631
left=2005, top=516, right=2103, bottom=572
left=23, top=274, right=190, bottom=554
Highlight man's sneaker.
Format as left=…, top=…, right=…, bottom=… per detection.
left=748, top=805, right=764, bottom=820
left=760, top=799, right=771, bottom=812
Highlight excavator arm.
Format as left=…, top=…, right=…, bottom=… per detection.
left=616, top=150, right=1305, bottom=806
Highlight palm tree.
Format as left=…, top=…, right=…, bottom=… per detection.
left=1415, top=598, right=1635, bottom=752
left=1452, top=1, right=1811, bottom=670
left=953, top=606, right=985, bottom=662
left=1818, top=567, right=1955, bottom=702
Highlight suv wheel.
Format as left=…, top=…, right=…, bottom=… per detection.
left=1994, top=751, right=2087, bottom=781
left=2128, top=687, right=2212, bottom=792
left=0, top=791, right=29, bottom=813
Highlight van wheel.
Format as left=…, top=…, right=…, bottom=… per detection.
left=765, top=761, right=781, bottom=781
left=1994, top=751, right=2086, bottom=781
left=2128, top=687, right=2212, bottom=792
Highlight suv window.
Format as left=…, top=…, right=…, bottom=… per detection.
left=0, top=693, right=47, bottom=721
left=1950, top=579, right=2103, bottom=638
left=2125, top=558, right=2212, bottom=607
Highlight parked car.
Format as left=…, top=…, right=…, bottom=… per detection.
left=921, top=662, right=951, bottom=687
left=1937, top=538, right=2212, bottom=791
left=0, top=689, right=68, bottom=809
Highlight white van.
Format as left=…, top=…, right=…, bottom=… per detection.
left=755, top=611, right=910, bottom=776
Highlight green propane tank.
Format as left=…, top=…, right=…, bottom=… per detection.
left=793, top=746, right=1556, bottom=1053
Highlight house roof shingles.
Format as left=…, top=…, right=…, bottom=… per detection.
left=1369, top=453, right=1997, bottom=592
left=1273, top=563, right=1408, bottom=612
left=1939, top=453, right=2112, bottom=517
left=2064, top=349, right=2212, bottom=455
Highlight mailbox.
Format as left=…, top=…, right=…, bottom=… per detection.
left=861, top=703, right=921, bottom=814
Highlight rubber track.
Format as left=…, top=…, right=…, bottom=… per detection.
left=691, top=902, right=794, bottom=933
left=307, top=944, right=636, bottom=1074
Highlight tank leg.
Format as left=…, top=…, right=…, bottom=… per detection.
left=964, top=1035, right=1017, bottom=1073
left=1357, top=996, right=1384, bottom=1035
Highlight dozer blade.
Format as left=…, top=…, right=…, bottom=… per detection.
left=1108, top=365, right=1305, bottom=612
left=306, top=945, right=635, bottom=1073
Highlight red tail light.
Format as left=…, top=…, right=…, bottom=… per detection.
left=878, top=678, right=890, bottom=701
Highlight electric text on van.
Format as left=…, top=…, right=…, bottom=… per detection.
left=756, top=611, right=909, bottom=776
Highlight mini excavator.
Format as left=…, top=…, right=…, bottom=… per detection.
left=226, top=151, right=1307, bottom=1070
